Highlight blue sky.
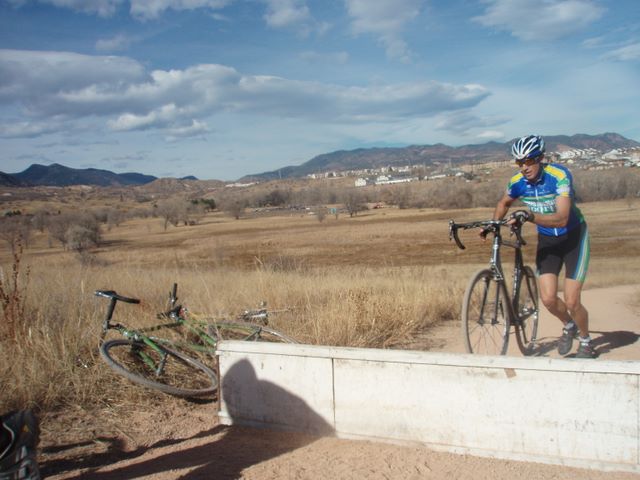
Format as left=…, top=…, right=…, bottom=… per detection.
left=1, top=0, right=639, bottom=180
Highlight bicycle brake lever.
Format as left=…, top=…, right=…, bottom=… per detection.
left=509, top=224, right=527, bottom=246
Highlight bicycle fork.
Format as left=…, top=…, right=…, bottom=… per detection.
left=478, top=276, right=507, bottom=327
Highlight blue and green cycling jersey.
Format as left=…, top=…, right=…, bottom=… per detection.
left=507, top=163, right=584, bottom=237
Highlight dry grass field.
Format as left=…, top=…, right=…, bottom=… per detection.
left=1, top=191, right=640, bottom=416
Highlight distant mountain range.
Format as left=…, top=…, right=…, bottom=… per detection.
left=2, top=133, right=638, bottom=188
left=239, top=132, right=640, bottom=181
left=0, top=163, right=157, bottom=188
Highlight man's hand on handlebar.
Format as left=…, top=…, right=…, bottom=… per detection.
left=478, top=226, right=492, bottom=241
left=508, top=209, right=535, bottom=226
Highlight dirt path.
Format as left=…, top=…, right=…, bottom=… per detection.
left=40, top=285, right=640, bottom=479
left=427, top=283, right=640, bottom=360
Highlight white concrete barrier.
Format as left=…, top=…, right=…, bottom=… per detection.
left=217, top=341, right=640, bottom=473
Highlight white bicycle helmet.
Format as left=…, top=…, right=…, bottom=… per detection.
left=511, top=135, right=545, bottom=161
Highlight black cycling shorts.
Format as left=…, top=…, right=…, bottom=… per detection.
left=536, top=222, right=590, bottom=282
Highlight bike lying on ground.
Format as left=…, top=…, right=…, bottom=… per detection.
left=449, top=217, right=539, bottom=356
left=96, top=290, right=218, bottom=398
left=96, top=283, right=297, bottom=397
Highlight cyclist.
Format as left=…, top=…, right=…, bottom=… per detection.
left=483, top=134, right=596, bottom=358
left=0, top=410, right=41, bottom=480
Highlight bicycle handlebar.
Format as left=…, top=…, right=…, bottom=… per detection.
left=94, top=290, right=141, bottom=304
left=448, top=218, right=527, bottom=250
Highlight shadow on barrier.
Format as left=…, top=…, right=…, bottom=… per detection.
left=45, top=359, right=334, bottom=479
left=221, top=358, right=335, bottom=437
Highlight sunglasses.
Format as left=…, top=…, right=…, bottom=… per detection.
left=515, top=155, right=542, bottom=167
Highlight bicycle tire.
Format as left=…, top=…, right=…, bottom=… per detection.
left=100, top=339, right=218, bottom=398
left=515, top=266, right=539, bottom=355
left=462, top=269, right=510, bottom=355
left=208, top=321, right=298, bottom=344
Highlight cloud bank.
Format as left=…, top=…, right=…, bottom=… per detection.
left=0, top=49, right=490, bottom=138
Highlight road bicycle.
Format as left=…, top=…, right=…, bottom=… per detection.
left=449, top=217, right=539, bottom=356
left=96, top=284, right=297, bottom=397
left=96, top=289, right=218, bottom=398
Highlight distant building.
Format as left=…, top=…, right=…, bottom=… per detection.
left=375, top=176, right=417, bottom=185
left=354, top=178, right=367, bottom=187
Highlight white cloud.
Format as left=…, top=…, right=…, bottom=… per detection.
left=435, top=110, right=508, bottom=136
left=9, top=0, right=232, bottom=19
left=0, top=120, right=62, bottom=138
left=474, top=0, right=605, bottom=41
left=0, top=50, right=147, bottom=115
left=95, top=33, right=133, bottom=51
left=165, top=119, right=210, bottom=141
left=129, top=0, right=232, bottom=20
left=0, top=49, right=490, bottom=138
left=108, top=104, right=181, bottom=131
left=344, top=0, right=423, bottom=61
left=262, top=0, right=310, bottom=28
left=8, top=0, right=125, bottom=17
left=477, top=130, right=505, bottom=140
left=607, top=42, right=640, bottom=61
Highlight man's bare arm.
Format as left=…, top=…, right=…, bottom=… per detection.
left=493, top=193, right=514, bottom=220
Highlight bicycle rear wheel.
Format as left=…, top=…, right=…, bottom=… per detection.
left=208, top=322, right=298, bottom=343
left=515, top=266, right=539, bottom=355
left=462, top=269, right=510, bottom=355
left=100, top=339, right=218, bottom=398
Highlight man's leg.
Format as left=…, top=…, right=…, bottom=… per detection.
left=563, top=278, right=589, bottom=337
left=538, top=273, right=572, bottom=325
left=564, top=277, right=597, bottom=358
left=539, top=273, right=582, bottom=355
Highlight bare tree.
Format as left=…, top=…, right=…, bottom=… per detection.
left=344, top=190, right=368, bottom=217
left=31, top=209, right=49, bottom=233
left=316, top=206, right=328, bottom=223
left=221, top=198, right=247, bottom=220
left=106, top=208, right=125, bottom=230
left=47, top=211, right=100, bottom=250
left=0, top=216, right=32, bottom=253
left=47, top=213, right=74, bottom=249
left=156, top=199, right=188, bottom=230
left=65, top=225, right=98, bottom=252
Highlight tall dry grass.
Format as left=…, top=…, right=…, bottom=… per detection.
left=0, top=256, right=468, bottom=413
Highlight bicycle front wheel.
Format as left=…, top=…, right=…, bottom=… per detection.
left=208, top=322, right=298, bottom=344
left=100, top=339, right=218, bottom=398
left=462, top=269, right=510, bottom=355
left=515, top=266, right=539, bottom=355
